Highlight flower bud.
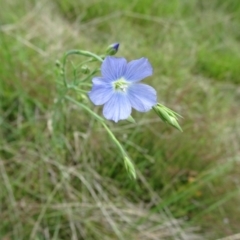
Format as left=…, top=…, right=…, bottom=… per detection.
left=168, top=116, right=182, bottom=132
left=55, top=60, right=61, bottom=68
left=124, top=156, right=136, bottom=179
left=106, top=42, right=120, bottom=56
left=153, top=105, right=171, bottom=123
left=80, top=65, right=90, bottom=74
left=153, top=103, right=183, bottom=132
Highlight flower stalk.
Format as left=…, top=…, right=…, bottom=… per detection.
left=55, top=43, right=183, bottom=180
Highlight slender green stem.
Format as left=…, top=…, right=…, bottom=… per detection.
left=63, top=50, right=103, bottom=66
left=62, top=49, right=103, bottom=87
left=76, top=58, right=97, bottom=68
left=102, top=122, right=136, bottom=179
left=65, top=95, right=136, bottom=179
left=101, top=122, right=126, bottom=156
left=78, top=69, right=100, bottom=84
left=65, top=96, right=104, bottom=122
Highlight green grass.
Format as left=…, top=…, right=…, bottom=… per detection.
left=1, top=0, right=240, bottom=239
left=196, top=47, right=240, bottom=83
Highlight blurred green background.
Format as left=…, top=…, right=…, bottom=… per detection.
left=1, top=0, right=240, bottom=239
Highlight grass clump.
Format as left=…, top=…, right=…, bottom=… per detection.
left=195, top=48, right=240, bottom=83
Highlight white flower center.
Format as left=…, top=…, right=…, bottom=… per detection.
left=113, top=78, right=129, bottom=92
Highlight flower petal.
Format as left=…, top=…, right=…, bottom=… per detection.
left=124, top=58, right=153, bottom=82
left=103, top=93, right=131, bottom=122
left=127, top=83, right=157, bottom=112
left=88, top=78, right=114, bottom=105
left=92, top=77, right=108, bottom=85
left=101, top=56, right=127, bottom=81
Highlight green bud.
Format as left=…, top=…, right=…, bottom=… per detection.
left=55, top=60, right=61, bottom=68
left=80, top=65, right=90, bottom=74
left=153, top=105, right=171, bottom=123
left=124, top=156, right=136, bottom=179
left=169, top=116, right=183, bottom=132
left=77, top=94, right=88, bottom=102
left=153, top=104, right=183, bottom=132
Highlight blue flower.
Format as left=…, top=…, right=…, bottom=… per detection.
left=88, top=56, right=157, bottom=122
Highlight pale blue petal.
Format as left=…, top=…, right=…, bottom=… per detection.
left=103, top=93, right=131, bottom=122
left=101, top=56, right=127, bottom=82
left=92, top=77, right=108, bottom=85
left=88, top=79, right=114, bottom=105
left=127, top=83, right=157, bottom=112
left=124, top=58, right=153, bottom=82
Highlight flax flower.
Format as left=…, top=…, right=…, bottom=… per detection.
left=89, top=56, right=157, bottom=122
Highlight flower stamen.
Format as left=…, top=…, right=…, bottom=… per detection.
left=113, top=78, right=129, bottom=92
